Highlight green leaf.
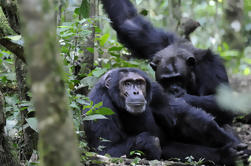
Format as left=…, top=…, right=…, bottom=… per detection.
left=26, top=118, right=38, bottom=132
left=5, top=35, right=22, bottom=41
left=74, top=8, right=80, bottom=15
left=93, top=102, right=103, bottom=109
left=140, top=9, right=148, bottom=16
left=108, top=46, right=123, bottom=52
left=86, top=107, right=114, bottom=116
left=76, top=98, right=89, bottom=105
left=80, top=76, right=98, bottom=88
left=5, top=96, right=18, bottom=105
left=6, top=72, right=16, bottom=81
left=92, top=68, right=108, bottom=77
left=79, top=0, right=90, bottom=18
left=98, top=107, right=114, bottom=115
left=86, top=47, right=94, bottom=53
left=83, top=114, right=107, bottom=121
left=99, top=33, right=110, bottom=46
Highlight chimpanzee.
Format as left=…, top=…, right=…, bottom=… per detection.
left=84, top=68, right=248, bottom=165
left=100, top=0, right=234, bottom=125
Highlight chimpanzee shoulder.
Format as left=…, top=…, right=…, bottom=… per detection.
left=194, top=49, right=229, bottom=95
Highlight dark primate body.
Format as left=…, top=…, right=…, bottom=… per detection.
left=100, top=0, right=234, bottom=125
left=84, top=68, right=248, bottom=165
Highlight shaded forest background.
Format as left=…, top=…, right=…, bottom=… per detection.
left=0, top=0, right=251, bottom=165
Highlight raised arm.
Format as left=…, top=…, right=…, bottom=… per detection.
left=101, top=0, right=177, bottom=59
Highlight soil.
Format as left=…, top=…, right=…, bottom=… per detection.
left=234, top=123, right=251, bottom=149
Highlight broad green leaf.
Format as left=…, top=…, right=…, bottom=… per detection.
left=5, top=35, right=22, bottom=41
left=74, top=7, right=80, bottom=15
left=83, top=114, right=107, bottom=121
left=86, top=107, right=114, bottom=116
left=99, top=34, right=110, bottom=46
left=70, top=102, right=79, bottom=109
left=93, top=102, right=103, bottom=109
left=6, top=73, right=16, bottom=81
left=80, top=76, right=98, bottom=88
left=108, top=46, right=123, bottom=52
left=76, top=98, right=89, bottom=105
left=26, top=118, right=38, bottom=132
left=95, top=107, right=114, bottom=115
left=5, top=96, right=18, bottom=105
left=79, top=0, right=90, bottom=18
left=92, top=68, right=107, bottom=77
left=86, top=47, right=94, bottom=53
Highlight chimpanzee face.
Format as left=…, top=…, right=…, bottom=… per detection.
left=150, top=45, right=196, bottom=96
left=119, top=72, right=147, bottom=114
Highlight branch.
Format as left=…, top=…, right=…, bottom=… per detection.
left=0, top=0, right=21, bottom=34
left=0, top=38, right=26, bottom=63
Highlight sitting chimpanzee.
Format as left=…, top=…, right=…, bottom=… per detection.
left=84, top=68, right=248, bottom=165
left=100, top=0, right=235, bottom=125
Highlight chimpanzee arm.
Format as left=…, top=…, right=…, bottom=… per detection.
left=182, top=94, right=235, bottom=125
left=101, top=0, right=176, bottom=59
left=162, top=142, right=237, bottom=165
left=169, top=98, right=240, bottom=148
left=85, top=118, right=161, bottom=159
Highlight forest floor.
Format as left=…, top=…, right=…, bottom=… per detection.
left=89, top=123, right=251, bottom=166
left=234, top=122, right=251, bottom=149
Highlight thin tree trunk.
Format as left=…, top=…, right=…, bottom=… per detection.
left=223, top=0, right=244, bottom=50
left=168, top=0, right=181, bottom=32
left=75, top=0, right=97, bottom=95
left=19, top=0, right=80, bottom=165
left=82, top=0, right=96, bottom=73
left=80, top=0, right=97, bottom=75
left=15, top=57, right=38, bottom=160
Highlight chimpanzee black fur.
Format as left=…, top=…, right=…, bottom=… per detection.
left=84, top=68, right=247, bottom=165
left=100, top=0, right=235, bottom=125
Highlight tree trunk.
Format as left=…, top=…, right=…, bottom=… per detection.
left=15, top=57, right=38, bottom=161
left=0, top=91, right=20, bottom=166
left=79, top=0, right=96, bottom=76
left=167, top=0, right=181, bottom=32
left=223, top=0, right=244, bottom=51
left=19, top=0, right=80, bottom=165
left=0, top=0, right=20, bottom=34
left=75, top=0, right=97, bottom=95
left=0, top=0, right=26, bottom=63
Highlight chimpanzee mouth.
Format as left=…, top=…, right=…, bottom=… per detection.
left=159, top=74, right=184, bottom=88
left=126, top=102, right=146, bottom=114
left=126, top=102, right=146, bottom=106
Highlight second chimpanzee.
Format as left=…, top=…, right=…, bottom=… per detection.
left=100, top=0, right=235, bottom=125
left=84, top=68, right=248, bottom=165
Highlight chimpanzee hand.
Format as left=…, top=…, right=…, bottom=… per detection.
left=132, top=132, right=162, bottom=160
left=219, top=143, right=250, bottom=165
left=167, top=84, right=187, bottom=97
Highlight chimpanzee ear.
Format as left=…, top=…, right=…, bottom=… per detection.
left=104, top=75, right=111, bottom=89
left=193, top=48, right=211, bottom=61
left=186, top=56, right=196, bottom=66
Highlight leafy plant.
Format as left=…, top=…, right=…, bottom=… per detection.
left=185, top=156, right=205, bottom=166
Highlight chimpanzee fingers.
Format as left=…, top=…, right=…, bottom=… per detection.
left=234, top=143, right=248, bottom=151
left=134, top=132, right=162, bottom=160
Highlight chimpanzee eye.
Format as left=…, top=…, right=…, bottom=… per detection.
left=136, top=80, right=143, bottom=85
left=124, top=81, right=131, bottom=86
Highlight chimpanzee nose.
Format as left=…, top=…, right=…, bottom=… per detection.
left=133, top=91, right=139, bottom=95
